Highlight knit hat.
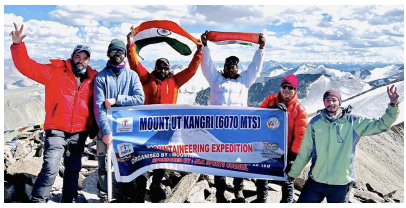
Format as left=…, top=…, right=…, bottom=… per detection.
left=155, top=58, right=170, bottom=67
left=108, top=39, right=126, bottom=54
left=280, top=74, right=298, bottom=90
left=323, top=90, right=342, bottom=105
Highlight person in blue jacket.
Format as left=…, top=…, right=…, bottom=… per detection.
left=93, top=38, right=145, bottom=202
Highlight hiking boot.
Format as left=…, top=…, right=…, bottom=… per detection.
left=99, top=197, right=109, bottom=203
left=234, top=190, right=245, bottom=203
left=149, top=183, right=167, bottom=202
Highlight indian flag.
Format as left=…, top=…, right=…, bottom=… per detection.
left=207, top=31, right=260, bottom=46
left=133, top=20, right=199, bottom=56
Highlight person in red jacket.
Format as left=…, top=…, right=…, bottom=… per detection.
left=10, top=23, right=98, bottom=203
left=126, top=27, right=202, bottom=202
left=256, top=74, right=308, bottom=203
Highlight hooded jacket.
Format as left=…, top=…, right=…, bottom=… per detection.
left=201, top=46, right=264, bottom=106
left=126, top=43, right=202, bottom=104
left=288, top=105, right=400, bottom=185
left=10, top=42, right=98, bottom=133
left=259, top=92, right=308, bottom=154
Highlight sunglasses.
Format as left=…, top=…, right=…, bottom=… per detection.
left=225, top=60, right=238, bottom=65
left=75, top=45, right=91, bottom=50
left=156, top=66, right=170, bottom=71
left=109, top=49, right=125, bottom=55
left=282, top=85, right=295, bottom=90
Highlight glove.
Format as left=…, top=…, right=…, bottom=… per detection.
left=285, top=151, right=298, bottom=173
left=271, top=103, right=287, bottom=111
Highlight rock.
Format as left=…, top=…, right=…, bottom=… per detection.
left=51, top=175, right=64, bottom=192
left=13, top=140, right=35, bottom=160
left=4, top=147, right=16, bottom=169
left=78, top=173, right=86, bottom=190
left=4, top=181, right=16, bottom=202
left=187, top=180, right=210, bottom=203
left=383, top=190, right=397, bottom=201
left=6, top=157, right=43, bottom=186
left=82, top=159, right=98, bottom=169
left=353, top=189, right=385, bottom=203
left=81, top=171, right=100, bottom=203
left=164, top=173, right=200, bottom=203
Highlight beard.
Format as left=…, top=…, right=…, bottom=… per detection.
left=71, top=60, right=86, bottom=75
left=153, top=70, right=169, bottom=81
left=109, top=55, right=124, bottom=65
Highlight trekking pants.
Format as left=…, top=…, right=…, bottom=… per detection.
left=31, top=129, right=87, bottom=203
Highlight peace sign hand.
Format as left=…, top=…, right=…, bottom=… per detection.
left=10, top=23, right=26, bottom=45
left=387, top=85, right=399, bottom=106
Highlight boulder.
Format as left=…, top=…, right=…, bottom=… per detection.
left=187, top=180, right=210, bottom=203
left=6, top=157, right=43, bottom=186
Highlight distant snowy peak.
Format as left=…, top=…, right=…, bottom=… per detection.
left=294, top=64, right=351, bottom=78
left=261, top=64, right=293, bottom=77
left=364, top=65, right=403, bottom=82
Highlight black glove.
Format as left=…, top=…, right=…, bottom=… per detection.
left=288, top=151, right=298, bottom=162
left=271, top=103, right=287, bottom=111
left=285, top=151, right=298, bottom=173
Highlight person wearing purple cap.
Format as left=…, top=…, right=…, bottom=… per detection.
left=287, top=85, right=400, bottom=203
left=9, top=23, right=98, bottom=203
left=257, top=74, right=308, bottom=203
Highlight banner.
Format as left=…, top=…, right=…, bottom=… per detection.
left=108, top=104, right=288, bottom=182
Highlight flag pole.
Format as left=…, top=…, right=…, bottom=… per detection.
left=107, top=145, right=112, bottom=202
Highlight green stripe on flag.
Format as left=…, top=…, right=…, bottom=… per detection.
left=135, top=37, right=192, bottom=56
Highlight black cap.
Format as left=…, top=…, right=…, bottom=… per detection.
left=225, top=56, right=239, bottom=66
left=155, top=58, right=170, bottom=67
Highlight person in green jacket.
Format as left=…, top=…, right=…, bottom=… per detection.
left=288, top=85, right=400, bottom=203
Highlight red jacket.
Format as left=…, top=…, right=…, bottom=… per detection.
left=259, top=92, right=308, bottom=154
left=127, top=43, right=202, bottom=104
left=10, top=43, right=98, bottom=133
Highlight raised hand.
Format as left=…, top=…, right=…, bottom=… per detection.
left=127, top=25, right=135, bottom=45
left=201, top=30, right=208, bottom=46
left=10, top=23, right=26, bottom=44
left=387, top=85, right=399, bottom=105
left=259, top=33, right=266, bottom=49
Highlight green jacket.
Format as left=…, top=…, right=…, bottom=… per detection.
left=288, top=104, right=399, bottom=185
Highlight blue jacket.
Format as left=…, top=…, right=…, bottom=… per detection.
left=94, top=64, right=144, bottom=135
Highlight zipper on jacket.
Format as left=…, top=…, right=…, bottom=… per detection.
left=69, top=90, right=79, bottom=132
left=51, top=102, right=59, bottom=118
left=336, top=125, right=344, bottom=143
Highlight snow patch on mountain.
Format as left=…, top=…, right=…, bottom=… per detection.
left=364, top=65, right=403, bottom=82
left=343, top=80, right=404, bottom=125
left=300, top=74, right=372, bottom=113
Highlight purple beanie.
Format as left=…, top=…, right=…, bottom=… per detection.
left=323, top=90, right=342, bottom=105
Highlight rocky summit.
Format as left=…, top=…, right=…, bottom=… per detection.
left=4, top=122, right=404, bottom=203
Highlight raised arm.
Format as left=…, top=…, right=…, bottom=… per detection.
left=127, top=26, right=150, bottom=83
left=200, top=31, right=220, bottom=84
left=10, top=23, right=52, bottom=84
left=173, top=45, right=203, bottom=87
left=240, top=34, right=265, bottom=87
left=352, top=85, right=400, bottom=137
